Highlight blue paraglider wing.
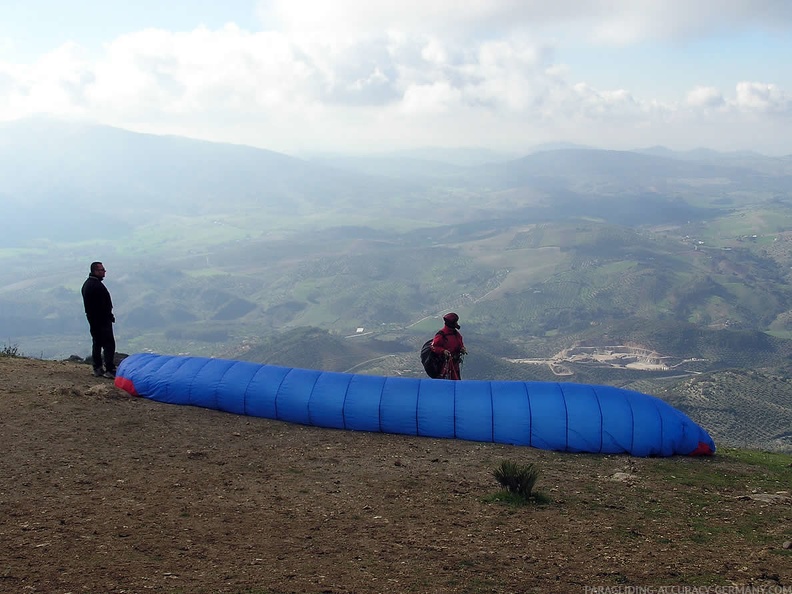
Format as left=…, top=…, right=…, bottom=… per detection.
left=115, top=353, right=715, bottom=457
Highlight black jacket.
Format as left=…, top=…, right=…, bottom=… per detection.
left=81, top=275, right=114, bottom=325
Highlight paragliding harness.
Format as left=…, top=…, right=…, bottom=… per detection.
left=420, top=330, right=464, bottom=379
left=420, top=332, right=444, bottom=378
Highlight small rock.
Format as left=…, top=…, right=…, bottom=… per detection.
left=783, top=541, right=792, bottom=550
left=737, top=493, right=792, bottom=504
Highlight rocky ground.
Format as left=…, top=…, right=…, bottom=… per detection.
left=1, top=356, right=790, bottom=593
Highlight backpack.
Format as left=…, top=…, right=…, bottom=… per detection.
left=420, top=332, right=445, bottom=378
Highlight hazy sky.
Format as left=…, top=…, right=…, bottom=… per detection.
left=1, top=0, right=791, bottom=155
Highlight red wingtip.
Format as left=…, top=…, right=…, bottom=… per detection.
left=688, top=441, right=715, bottom=456
left=114, top=375, right=138, bottom=397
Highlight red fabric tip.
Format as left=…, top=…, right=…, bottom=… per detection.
left=114, top=375, right=138, bottom=397
left=688, top=441, right=714, bottom=456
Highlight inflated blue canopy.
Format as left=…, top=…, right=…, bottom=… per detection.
left=115, top=353, right=715, bottom=457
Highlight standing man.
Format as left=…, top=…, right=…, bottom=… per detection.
left=430, top=312, right=467, bottom=380
left=81, top=262, right=116, bottom=378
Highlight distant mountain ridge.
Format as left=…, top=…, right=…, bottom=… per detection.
left=0, top=118, right=413, bottom=245
left=636, top=145, right=770, bottom=160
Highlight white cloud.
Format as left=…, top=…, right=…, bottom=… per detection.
left=565, top=84, right=647, bottom=121
left=256, top=0, right=792, bottom=45
left=733, top=82, right=790, bottom=113
left=0, top=42, right=93, bottom=118
left=257, top=0, right=512, bottom=35
left=583, top=1, right=792, bottom=45
left=0, top=1, right=790, bottom=154
left=686, top=86, right=725, bottom=109
left=80, top=25, right=333, bottom=124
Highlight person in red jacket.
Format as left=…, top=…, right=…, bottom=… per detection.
left=430, top=312, right=467, bottom=380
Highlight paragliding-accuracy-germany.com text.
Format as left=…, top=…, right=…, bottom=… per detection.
left=583, top=586, right=792, bottom=594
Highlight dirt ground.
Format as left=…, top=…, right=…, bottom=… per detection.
left=1, top=357, right=790, bottom=594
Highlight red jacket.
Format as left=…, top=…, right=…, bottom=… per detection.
left=430, top=326, right=465, bottom=380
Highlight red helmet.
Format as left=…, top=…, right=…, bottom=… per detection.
left=443, top=312, right=460, bottom=329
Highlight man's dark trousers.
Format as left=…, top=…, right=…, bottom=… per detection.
left=90, top=322, right=116, bottom=372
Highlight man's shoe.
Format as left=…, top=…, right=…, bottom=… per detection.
left=103, top=371, right=115, bottom=379
left=93, top=367, right=105, bottom=377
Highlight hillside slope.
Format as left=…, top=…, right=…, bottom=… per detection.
left=1, top=356, right=790, bottom=593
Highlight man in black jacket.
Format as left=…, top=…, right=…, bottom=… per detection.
left=81, top=262, right=116, bottom=378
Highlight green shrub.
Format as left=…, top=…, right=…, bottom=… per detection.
left=492, top=459, right=540, bottom=500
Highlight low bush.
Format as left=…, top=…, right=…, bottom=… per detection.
left=492, top=459, right=540, bottom=501
left=1, top=342, right=21, bottom=358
